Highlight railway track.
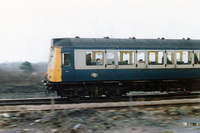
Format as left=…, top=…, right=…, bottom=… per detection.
left=0, top=98, right=200, bottom=113
left=0, top=92, right=200, bottom=106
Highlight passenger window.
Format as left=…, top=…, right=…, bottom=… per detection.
left=86, top=51, right=104, bottom=66
left=118, top=51, right=134, bottom=65
left=107, top=52, right=115, bottom=65
left=194, top=52, right=200, bottom=64
left=137, top=52, right=145, bottom=64
left=63, top=53, right=71, bottom=66
left=176, top=51, right=191, bottom=65
left=167, top=52, right=174, bottom=64
left=148, top=51, right=164, bottom=65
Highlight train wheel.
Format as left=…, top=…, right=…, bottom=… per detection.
left=166, top=88, right=178, bottom=94
left=45, top=87, right=51, bottom=95
left=68, top=97, right=80, bottom=101
left=106, top=93, right=122, bottom=100
left=111, top=96, right=122, bottom=100
left=167, top=88, right=190, bottom=94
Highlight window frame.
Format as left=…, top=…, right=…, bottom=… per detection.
left=165, top=50, right=175, bottom=68
left=85, top=51, right=104, bottom=66
left=194, top=50, right=200, bottom=68
left=105, top=50, right=118, bottom=69
left=62, top=53, right=71, bottom=66
left=85, top=50, right=105, bottom=68
left=175, top=50, right=193, bottom=68
left=74, top=49, right=106, bottom=70
left=147, top=50, right=165, bottom=68
left=48, top=49, right=55, bottom=68
left=117, top=50, right=136, bottom=69
left=136, top=50, right=147, bottom=68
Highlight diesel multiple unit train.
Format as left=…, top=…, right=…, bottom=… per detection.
left=42, top=37, right=200, bottom=98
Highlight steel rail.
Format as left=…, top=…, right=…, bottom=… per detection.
left=0, top=92, right=199, bottom=106
left=0, top=98, right=200, bottom=113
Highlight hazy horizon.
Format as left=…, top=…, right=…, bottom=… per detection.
left=0, top=0, right=200, bottom=63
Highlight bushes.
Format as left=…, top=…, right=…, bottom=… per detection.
left=0, top=68, right=45, bottom=85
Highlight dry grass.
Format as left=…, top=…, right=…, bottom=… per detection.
left=0, top=68, right=45, bottom=85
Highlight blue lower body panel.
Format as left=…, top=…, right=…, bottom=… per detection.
left=62, top=68, right=200, bottom=82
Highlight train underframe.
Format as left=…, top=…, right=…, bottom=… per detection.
left=41, top=79, right=200, bottom=98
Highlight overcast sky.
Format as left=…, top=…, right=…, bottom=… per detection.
left=0, top=0, right=200, bottom=63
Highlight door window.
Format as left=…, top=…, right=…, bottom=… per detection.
left=137, top=52, right=145, bottom=64
left=107, top=52, right=115, bottom=65
left=63, top=53, right=71, bottom=66
left=167, top=52, right=174, bottom=64
left=194, top=52, right=200, bottom=64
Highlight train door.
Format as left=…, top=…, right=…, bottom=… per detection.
left=165, top=50, right=176, bottom=79
left=136, top=50, right=148, bottom=80
left=117, top=50, right=137, bottom=80
left=194, top=50, right=200, bottom=78
left=165, top=50, right=175, bottom=69
left=136, top=50, right=147, bottom=68
left=62, top=50, right=74, bottom=81
left=105, top=50, right=118, bottom=80
left=194, top=50, right=200, bottom=68
left=174, top=50, right=193, bottom=79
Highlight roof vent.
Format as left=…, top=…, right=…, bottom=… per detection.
left=182, top=38, right=185, bottom=40
left=187, top=38, right=190, bottom=40
left=161, top=37, right=165, bottom=40
left=104, top=37, right=109, bottom=39
left=157, top=38, right=160, bottom=39
left=75, top=36, right=80, bottom=39
left=132, top=37, right=136, bottom=39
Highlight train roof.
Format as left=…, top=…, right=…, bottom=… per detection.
left=52, top=37, right=200, bottom=50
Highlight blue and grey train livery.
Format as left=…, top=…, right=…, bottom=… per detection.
left=43, top=37, right=200, bottom=98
